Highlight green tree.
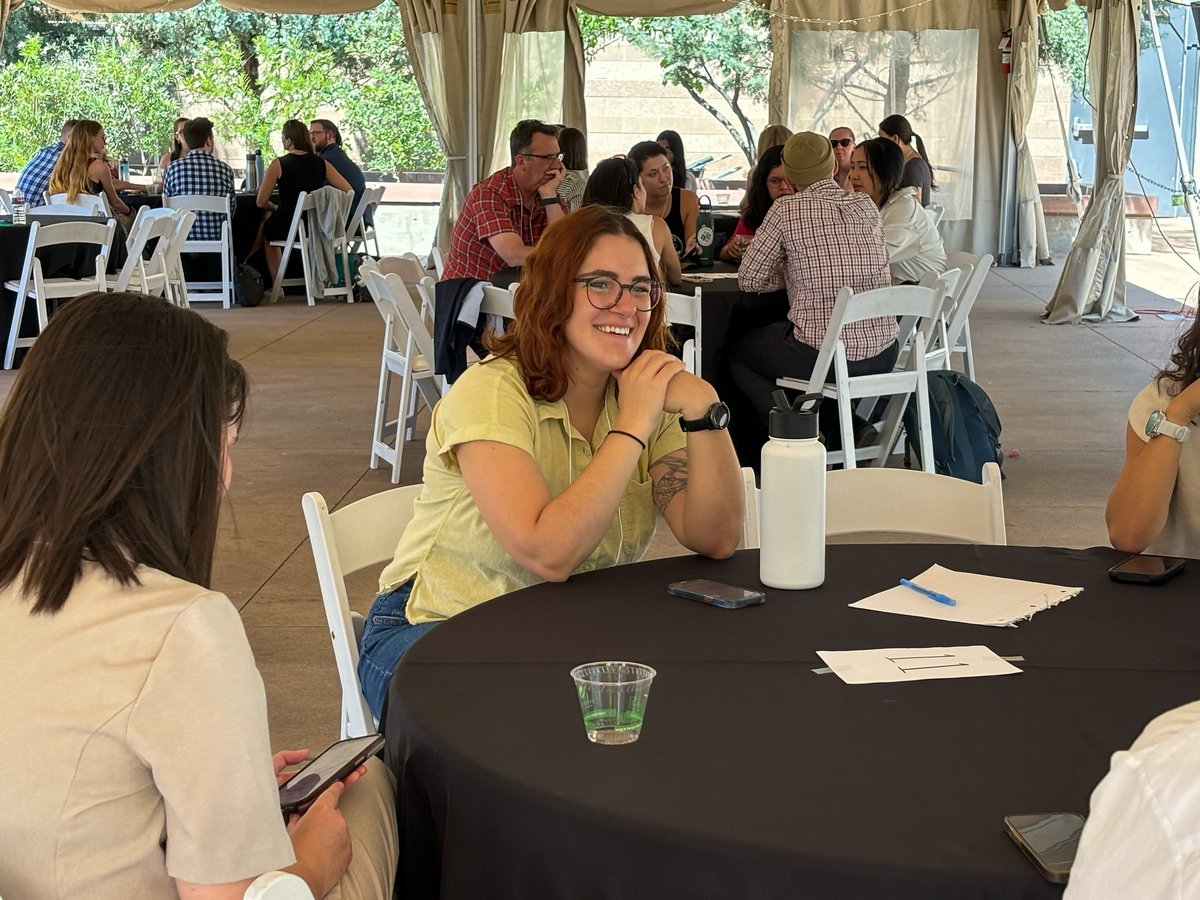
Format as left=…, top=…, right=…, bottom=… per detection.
left=580, top=8, right=772, bottom=166
left=0, top=36, right=86, bottom=170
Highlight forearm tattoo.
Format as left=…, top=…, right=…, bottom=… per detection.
left=652, top=454, right=689, bottom=513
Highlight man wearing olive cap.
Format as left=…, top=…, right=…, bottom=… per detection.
left=732, top=131, right=896, bottom=442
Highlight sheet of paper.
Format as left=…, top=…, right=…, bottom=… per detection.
left=816, top=646, right=1022, bottom=685
left=682, top=272, right=740, bottom=283
left=849, top=564, right=1083, bottom=627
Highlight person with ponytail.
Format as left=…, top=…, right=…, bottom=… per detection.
left=878, top=114, right=936, bottom=207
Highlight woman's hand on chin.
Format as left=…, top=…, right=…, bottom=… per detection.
left=615, top=350, right=686, bottom=442
left=663, top=369, right=719, bottom=420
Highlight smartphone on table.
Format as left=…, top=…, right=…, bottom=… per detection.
left=1003, top=812, right=1086, bottom=884
left=1107, top=554, right=1186, bottom=585
left=278, top=734, right=384, bottom=816
left=668, top=579, right=766, bottom=609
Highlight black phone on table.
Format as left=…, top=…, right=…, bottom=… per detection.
left=1003, top=812, right=1086, bottom=884
left=667, top=579, right=765, bottom=609
left=279, top=734, right=384, bottom=816
left=1107, top=554, right=1186, bottom=585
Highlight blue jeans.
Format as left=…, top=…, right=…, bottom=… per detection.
left=358, top=580, right=439, bottom=719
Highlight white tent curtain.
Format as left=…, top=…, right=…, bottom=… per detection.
left=770, top=0, right=1008, bottom=258
left=1011, top=0, right=1050, bottom=268
left=1044, top=0, right=1141, bottom=324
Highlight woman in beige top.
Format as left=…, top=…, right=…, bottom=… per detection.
left=0, top=293, right=395, bottom=900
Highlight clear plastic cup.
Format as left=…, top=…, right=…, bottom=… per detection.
left=570, top=661, right=656, bottom=745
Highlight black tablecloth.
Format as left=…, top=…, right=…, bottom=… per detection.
left=383, top=544, right=1200, bottom=900
left=123, top=192, right=267, bottom=276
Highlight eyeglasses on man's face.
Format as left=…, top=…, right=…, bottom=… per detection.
left=520, top=151, right=563, bottom=162
left=830, top=138, right=854, bottom=148
left=574, top=275, right=662, bottom=312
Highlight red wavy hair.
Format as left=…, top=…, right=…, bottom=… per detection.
left=487, top=205, right=669, bottom=402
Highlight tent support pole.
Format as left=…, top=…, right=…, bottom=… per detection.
left=1146, top=0, right=1200, bottom=272
left=467, top=0, right=479, bottom=187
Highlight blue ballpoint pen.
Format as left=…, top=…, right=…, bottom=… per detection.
left=899, top=578, right=958, bottom=607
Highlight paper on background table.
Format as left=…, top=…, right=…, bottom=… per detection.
left=849, top=564, right=1083, bottom=626
left=816, top=646, right=1022, bottom=685
left=682, top=272, right=740, bottom=282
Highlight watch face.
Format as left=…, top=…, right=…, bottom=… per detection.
left=1147, top=410, right=1164, bottom=437
left=710, top=402, right=731, bottom=429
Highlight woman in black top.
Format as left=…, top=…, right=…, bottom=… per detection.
left=878, top=114, right=935, bottom=207
left=256, top=119, right=352, bottom=285
left=629, top=140, right=699, bottom=256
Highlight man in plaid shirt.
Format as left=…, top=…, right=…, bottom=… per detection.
left=16, top=120, right=77, bottom=206
left=163, top=118, right=237, bottom=243
left=732, top=131, right=896, bottom=437
left=443, top=120, right=566, bottom=280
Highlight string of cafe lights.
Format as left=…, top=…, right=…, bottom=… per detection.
left=712, top=0, right=940, bottom=26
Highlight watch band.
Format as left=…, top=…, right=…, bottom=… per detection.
left=540, top=196, right=560, bottom=207
left=1146, top=409, right=1191, bottom=443
left=680, top=402, right=731, bottom=432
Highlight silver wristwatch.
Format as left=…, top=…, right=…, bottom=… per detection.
left=1146, top=409, right=1191, bottom=443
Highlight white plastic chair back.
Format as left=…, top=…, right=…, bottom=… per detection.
left=665, top=285, right=703, bottom=378
left=776, top=282, right=946, bottom=471
left=47, top=192, right=111, bottom=216
left=376, top=254, right=426, bottom=284
left=481, top=283, right=516, bottom=318
left=302, top=486, right=423, bottom=738
left=3, top=218, right=116, bottom=369
left=268, top=190, right=312, bottom=304
left=944, top=251, right=991, bottom=381
left=926, top=204, right=945, bottom=227
left=112, top=210, right=177, bottom=295
left=162, top=210, right=198, bottom=307
left=36, top=203, right=109, bottom=218
left=826, top=463, right=1006, bottom=544
left=431, top=245, right=445, bottom=277
left=346, top=185, right=384, bottom=257
left=165, top=194, right=234, bottom=308
left=0, top=188, right=12, bottom=215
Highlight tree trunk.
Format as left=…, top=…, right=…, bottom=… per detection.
left=887, top=31, right=913, bottom=114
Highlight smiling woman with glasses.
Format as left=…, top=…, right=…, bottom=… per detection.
left=356, top=205, right=744, bottom=719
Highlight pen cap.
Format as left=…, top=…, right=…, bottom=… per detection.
left=768, top=390, right=821, bottom=440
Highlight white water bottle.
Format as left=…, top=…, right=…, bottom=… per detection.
left=759, top=390, right=826, bottom=590
left=11, top=189, right=27, bottom=225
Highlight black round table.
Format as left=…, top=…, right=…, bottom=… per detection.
left=382, top=544, right=1200, bottom=899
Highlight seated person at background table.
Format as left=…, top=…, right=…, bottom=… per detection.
left=46, top=119, right=134, bottom=228
left=732, top=132, right=894, bottom=435
left=631, top=140, right=698, bottom=257
left=657, top=129, right=698, bottom=193
left=756, top=123, right=793, bottom=163
left=828, top=126, right=856, bottom=191
left=16, top=118, right=77, bottom=207
left=1106, top=313, right=1200, bottom=555
left=1065, top=699, right=1200, bottom=899
left=582, top=156, right=682, bottom=285
left=255, top=119, right=352, bottom=286
left=849, top=138, right=946, bottom=284
left=357, top=206, right=744, bottom=717
left=443, top=119, right=565, bottom=281
left=164, top=117, right=238, bottom=243
left=878, top=114, right=935, bottom=207
left=158, top=117, right=189, bottom=175
left=0, top=292, right=397, bottom=900
left=310, top=118, right=370, bottom=227
left=555, top=126, right=590, bottom=213
left=720, top=144, right=793, bottom=263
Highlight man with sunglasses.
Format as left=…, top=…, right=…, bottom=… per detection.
left=828, top=127, right=856, bottom=191
left=444, top=119, right=566, bottom=280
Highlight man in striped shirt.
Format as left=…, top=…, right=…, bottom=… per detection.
left=732, top=131, right=896, bottom=435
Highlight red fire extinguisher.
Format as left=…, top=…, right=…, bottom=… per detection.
left=999, top=29, right=1013, bottom=75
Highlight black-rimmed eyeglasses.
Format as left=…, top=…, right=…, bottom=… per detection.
left=521, top=151, right=563, bottom=162
left=573, top=276, right=662, bottom=312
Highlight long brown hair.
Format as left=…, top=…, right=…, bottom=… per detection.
left=1158, top=316, right=1200, bottom=392
left=487, top=205, right=668, bottom=402
left=47, top=119, right=102, bottom=203
left=0, top=292, right=248, bottom=614
left=282, top=119, right=314, bottom=154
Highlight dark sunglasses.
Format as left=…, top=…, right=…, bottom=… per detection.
left=830, top=138, right=854, bottom=148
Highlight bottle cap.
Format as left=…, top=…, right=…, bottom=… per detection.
left=768, top=390, right=821, bottom=440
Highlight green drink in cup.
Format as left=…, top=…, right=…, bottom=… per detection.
left=570, top=661, right=656, bottom=745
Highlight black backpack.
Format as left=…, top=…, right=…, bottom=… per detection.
left=234, top=264, right=265, bottom=308
left=903, top=371, right=1003, bottom=483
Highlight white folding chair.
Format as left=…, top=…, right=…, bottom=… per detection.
left=665, top=285, right=703, bottom=379
left=46, top=192, right=111, bottom=216
left=926, top=204, right=945, bottom=228
left=245, top=871, right=314, bottom=900
left=481, top=283, right=516, bottom=318
left=4, top=219, right=116, bottom=369
left=826, top=462, right=1006, bottom=544
left=0, top=188, right=12, bottom=215
left=365, top=271, right=443, bottom=482
left=776, top=282, right=946, bottom=471
left=738, top=462, right=1004, bottom=549
left=162, top=210, right=198, bottom=308
left=111, top=209, right=176, bottom=297
left=302, top=485, right=423, bottom=738
left=376, top=253, right=426, bottom=283
left=431, top=245, right=445, bottom=278
left=36, top=202, right=110, bottom=218
left=165, top=194, right=233, bottom=308
left=944, top=251, right=992, bottom=381
left=269, top=190, right=351, bottom=305
left=346, top=185, right=384, bottom=258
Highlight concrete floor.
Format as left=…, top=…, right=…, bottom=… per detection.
left=3, top=227, right=1197, bottom=752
